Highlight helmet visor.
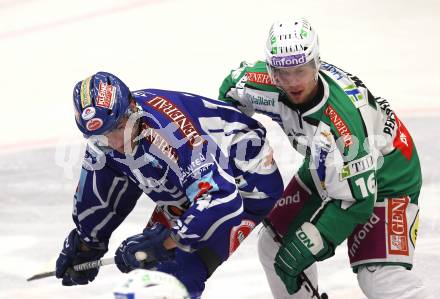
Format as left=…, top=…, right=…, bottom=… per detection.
left=267, top=60, right=317, bottom=87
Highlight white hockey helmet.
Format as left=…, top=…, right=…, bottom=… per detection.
left=113, top=269, right=189, bottom=299
left=265, top=18, right=320, bottom=71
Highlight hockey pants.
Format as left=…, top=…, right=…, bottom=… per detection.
left=258, top=226, right=431, bottom=299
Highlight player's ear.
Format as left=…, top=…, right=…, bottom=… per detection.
left=129, top=95, right=138, bottom=111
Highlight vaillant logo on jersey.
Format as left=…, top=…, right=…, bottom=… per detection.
left=247, top=94, right=275, bottom=107
left=147, top=96, right=205, bottom=147
left=246, top=72, right=274, bottom=85
left=245, top=89, right=278, bottom=109
left=387, top=197, right=409, bottom=256
left=339, top=155, right=374, bottom=181
left=324, top=105, right=353, bottom=147
left=271, top=54, right=306, bottom=68
left=96, top=81, right=116, bottom=109
left=141, top=123, right=179, bottom=163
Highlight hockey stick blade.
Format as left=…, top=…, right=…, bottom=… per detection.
left=26, top=257, right=115, bottom=282
left=27, top=271, right=56, bottom=281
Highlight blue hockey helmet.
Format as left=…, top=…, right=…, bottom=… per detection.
left=73, top=72, right=132, bottom=136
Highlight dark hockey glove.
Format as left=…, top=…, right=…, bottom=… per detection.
left=114, top=223, right=175, bottom=273
left=274, top=222, right=334, bottom=294
left=55, top=229, right=107, bottom=286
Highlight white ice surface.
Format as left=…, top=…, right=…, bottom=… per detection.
left=1, top=0, right=439, bottom=298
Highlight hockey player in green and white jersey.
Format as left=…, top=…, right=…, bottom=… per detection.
left=219, top=18, right=429, bottom=299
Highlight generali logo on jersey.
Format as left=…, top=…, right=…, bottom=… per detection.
left=324, top=105, right=353, bottom=147
left=141, top=123, right=179, bottom=163
left=387, top=197, right=410, bottom=256
left=146, top=96, right=205, bottom=147
left=246, top=72, right=274, bottom=85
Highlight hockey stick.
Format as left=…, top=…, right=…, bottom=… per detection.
left=26, top=257, right=115, bottom=281
left=262, top=219, right=328, bottom=299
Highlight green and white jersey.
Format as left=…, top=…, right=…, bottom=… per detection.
left=219, top=60, right=422, bottom=245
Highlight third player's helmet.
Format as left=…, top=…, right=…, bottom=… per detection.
left=265, top=18, right=320, bottom=72
left=73, top=72, right=132, bottom=136
left=113, top=269, right=189, bottom=299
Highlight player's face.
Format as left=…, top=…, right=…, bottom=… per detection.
left=104, top=117, right=138, bottom=153
left=270, top=62, right=318, bottom=105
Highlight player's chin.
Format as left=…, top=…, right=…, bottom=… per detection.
left=287, top=92, right=305, bottom=104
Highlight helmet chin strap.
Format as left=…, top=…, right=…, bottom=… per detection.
left=313, top=57, right=321, bottom=82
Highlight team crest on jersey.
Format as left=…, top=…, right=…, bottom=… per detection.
left=185, top=171, right=219, bottom=203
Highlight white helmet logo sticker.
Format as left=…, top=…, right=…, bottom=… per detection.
left=81, top=107, right=96, bottom=120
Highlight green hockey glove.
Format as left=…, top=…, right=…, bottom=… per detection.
left=274, top=222, right=334, bottom=294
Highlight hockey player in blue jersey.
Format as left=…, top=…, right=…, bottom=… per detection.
left=55, top=72, right=284, bottom=298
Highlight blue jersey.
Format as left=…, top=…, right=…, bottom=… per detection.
left=73, top=89, right=283, bottom=257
